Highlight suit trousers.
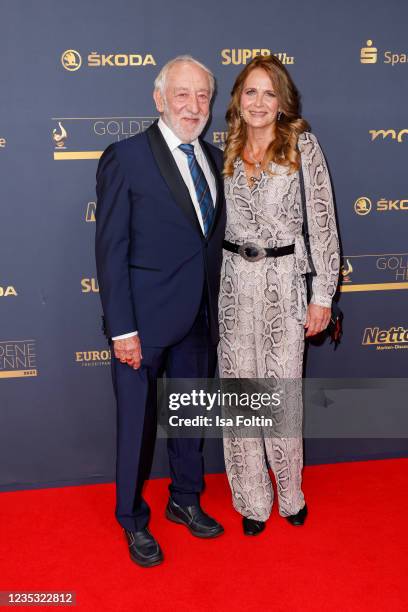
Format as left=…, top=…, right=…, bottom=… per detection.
left=111, top=298, right=216, bottom=532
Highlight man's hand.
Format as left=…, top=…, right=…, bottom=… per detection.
left=304, top=303, right=331, bottom=338
left=113, top=335, right=142, bottom=369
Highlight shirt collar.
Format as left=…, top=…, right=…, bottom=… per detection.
left=158, top=117, right=200, bottom=154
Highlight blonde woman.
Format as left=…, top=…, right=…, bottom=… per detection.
left=218, top=55, right=340, bottom=535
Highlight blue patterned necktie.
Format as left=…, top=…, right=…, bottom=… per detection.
left=178, top=143, right=215, bottom=236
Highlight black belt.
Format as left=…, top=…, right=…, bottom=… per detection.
left=223, top=240, right=295, bottom=262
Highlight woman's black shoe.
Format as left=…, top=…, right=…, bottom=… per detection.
left=242, top=517, right=265, bottom=536
left=285, top=504, right=308, bottom=526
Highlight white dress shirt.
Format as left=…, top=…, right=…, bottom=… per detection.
left=113, top=117, right=217, bottom=341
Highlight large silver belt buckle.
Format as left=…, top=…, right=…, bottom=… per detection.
left=238, top=242, right=267, bottom=262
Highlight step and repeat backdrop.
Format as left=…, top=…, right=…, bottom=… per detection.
left=1, top=0, right=407, bottom=490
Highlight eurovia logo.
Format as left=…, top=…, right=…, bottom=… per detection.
left=75, top=349, right=111, bottom=367
left=213, top=131, right=228, bottom=148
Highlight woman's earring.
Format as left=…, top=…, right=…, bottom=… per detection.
left=277, top=111, right=283, bottom=121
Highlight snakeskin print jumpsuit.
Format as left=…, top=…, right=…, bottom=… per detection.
left=218, top=132, right=340, bottom=520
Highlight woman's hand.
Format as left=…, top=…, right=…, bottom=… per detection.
left=304, top=303, right=331, bottom=337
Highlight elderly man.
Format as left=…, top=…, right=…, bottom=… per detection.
left=95, top=56, right=226, bottom=567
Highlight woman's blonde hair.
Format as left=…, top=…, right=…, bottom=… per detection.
left=223, top=55, right=310, bottom=176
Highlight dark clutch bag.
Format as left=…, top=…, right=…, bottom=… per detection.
left=299, top=154, right=343, bottom=347
left=304, top=274, right=343, bottom=347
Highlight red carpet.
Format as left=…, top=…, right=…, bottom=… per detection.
left=1, top=459, right=407, bottom=611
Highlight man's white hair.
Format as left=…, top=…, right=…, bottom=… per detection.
left=154, top=55, right=215, bottom=97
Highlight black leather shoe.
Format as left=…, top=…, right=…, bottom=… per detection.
left=242, top=517, right=266, bottom=536
left=124, top=528, right=163, bottom=567
left=285, top=504, right=308, bottom=526
left=165, top=498, right=224, bottom=538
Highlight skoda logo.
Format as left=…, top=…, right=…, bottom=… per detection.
left=61, top=49, right=82, bottom=72
left=354, top=197, right=372, bottom=216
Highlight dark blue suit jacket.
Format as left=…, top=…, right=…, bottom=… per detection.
left=95, top=121, right=226, bottom=347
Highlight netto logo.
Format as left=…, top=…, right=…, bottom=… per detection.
left=61, top=50, right=82, bottom=71
left=81, top=278, right=99, bottom=293
left=360, top=40, right=377, bottom=64
left=362, top=326, right=408, bottom=351
left=0, top=286, right=18, bottom=297
left=369, top=129, right=408, bottom=142
left=354, top=197, right=372, bottom=215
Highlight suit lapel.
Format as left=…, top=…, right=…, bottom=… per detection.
left=146, top=121, right=203, bottom=237
left=199, top=138, right=224, bottom=240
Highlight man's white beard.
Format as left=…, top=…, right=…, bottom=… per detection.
left=162, top=102, right=209, bottom=143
